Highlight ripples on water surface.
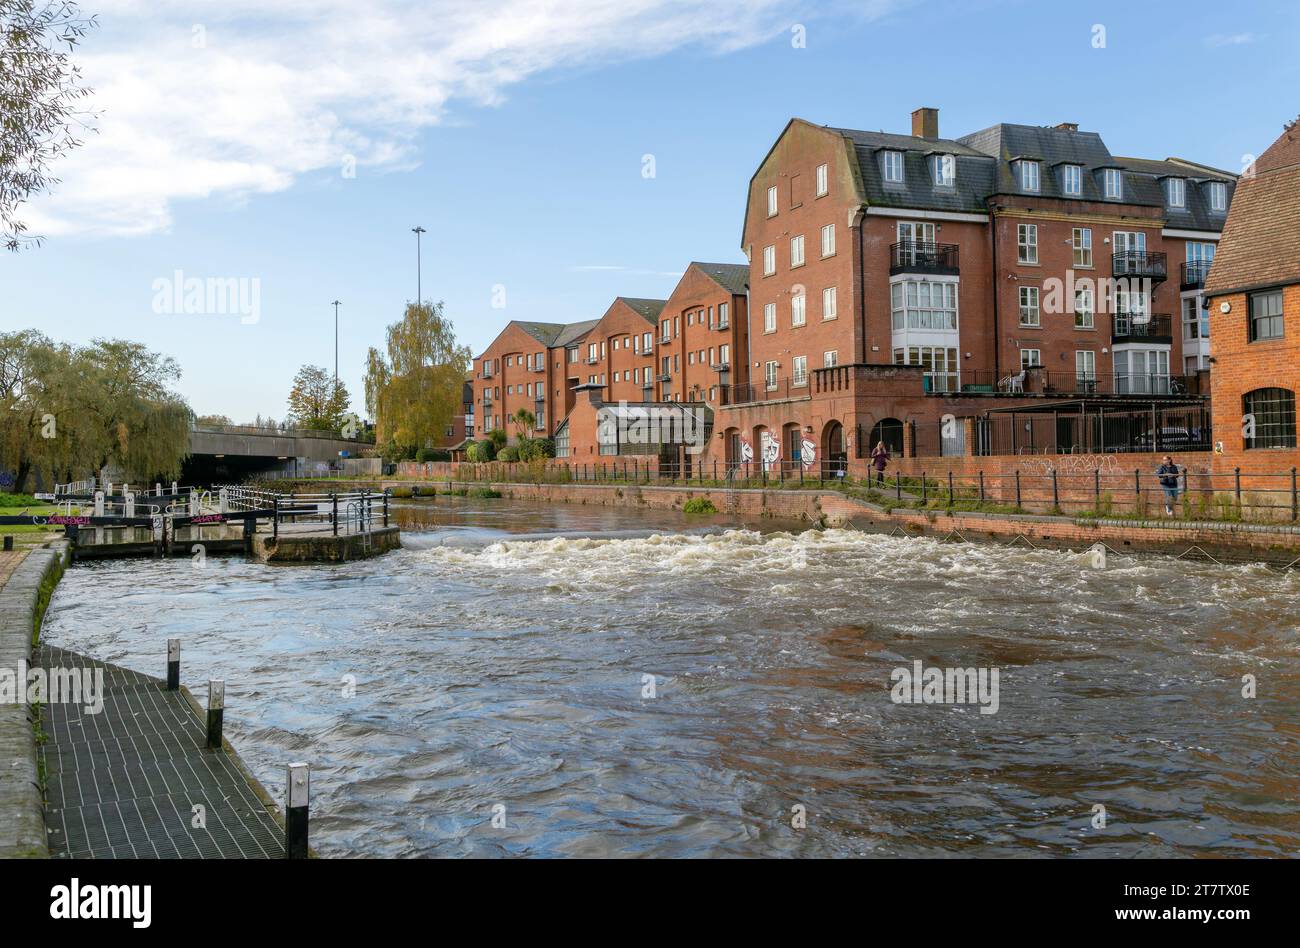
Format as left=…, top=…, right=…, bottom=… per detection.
left=42, top=498, right=1300, bottom=857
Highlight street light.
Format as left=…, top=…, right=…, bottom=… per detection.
left=412, top=226, right=426, bottom=304
left=331, top=299, right=341, bottom=384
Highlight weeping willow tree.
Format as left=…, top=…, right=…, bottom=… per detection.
left=365, top=301, right=470, bottom=457
left=0, top=332, right=192, bottom=491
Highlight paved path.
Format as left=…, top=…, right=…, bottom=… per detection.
left=36, top=646, right=287, bottom=858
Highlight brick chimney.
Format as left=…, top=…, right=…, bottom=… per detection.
left=911, top=107, right=939, bottom=139
left=1055, top=122, right=1079, bottom=133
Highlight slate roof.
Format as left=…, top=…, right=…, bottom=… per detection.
left=829, top=125, right=995, bottom=214
left=512, top=320, right=569, bottom=346
left=552, top=319, right=600, bottom=348
left=614, top=298, right=668, bottom=324
left=691, top=262, right=750, bottom=295
left=1204, top=119, right=1300, bottom=295
left=813, top=120, right=1233, bottom=231
left=1111, top=155, right=1235, bottom=232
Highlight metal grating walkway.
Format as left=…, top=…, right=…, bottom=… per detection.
left=37, top=646, right=286, bottom=858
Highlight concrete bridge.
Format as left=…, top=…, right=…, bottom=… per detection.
left=185, top=425, right=377, bottom=481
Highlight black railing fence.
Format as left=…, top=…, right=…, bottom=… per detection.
left=404, top=460, right=1300, bottom=524
left=972, top=404, right=1212, bottom=456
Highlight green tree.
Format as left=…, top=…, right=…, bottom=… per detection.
left=287, top=364, right=349, bottom=430
left=364, top=301, right=470, bottom=454
left=0, top=332, right=191, bottom=490
left=510, top=408, right=535, bottom=440
left=1, top=1, right=98, bottom=250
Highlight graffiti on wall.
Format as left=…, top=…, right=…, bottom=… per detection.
left=760, top=431, right=781, bottom=472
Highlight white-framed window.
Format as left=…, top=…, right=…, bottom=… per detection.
left=718, top=302, right=729, bottom=327
left=1075, top=350, right=1096, bottom=381
left=1063, top=164, right=1082, bottom=196
left=820, top=223, right=835, bottom=257
left=1074, top=285, right=1094, bottom=329
left=931, top=154, right=955, bottom=187
left=1166, top=178, right=1186, bottom=208
left=765, top=361, right=779, bottom=390
left=1072, top=227, right=1092, bottom=267
left=763, top=302, right=776, bottom=333
left=791, top=293, right=806, bottom=327
left=1103, top=168, right=1123, bottom=200
left=642, top=332, right=652, bottom=351
left=893, top=345, right=959, bottom=392
left=883, top=150, right=904, bottom=183
left=719, top=344, right=730, bottom=364
left=1020, top=160, right=1040, bottom=192
left=1020, top=348, right=1041, bottom=369
left=1019, top=285, right=1040, bottom=327
left=815, top=163, right=828, bottom=197
left=790, top=234, right=805, bottom=267
left=1182, top=296, right=1210, bottom=340
left=792, top=355, right=808, bottom=387
left=822, top=286, right=837, bottom=320
left=688, top=351, right=696, bottom=365
left=1208, top=181, right=1227, bottom=212
left=762, top=245, right=776, bottom=276
left=823, top=350, right=838, bottom=367
left=766, top=186, right=778, bottom=217
left=890, top=280, right=958, bottom=330
left=1017, top=223, right=1038, bottom=264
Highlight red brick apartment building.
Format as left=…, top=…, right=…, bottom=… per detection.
left=1205, top=118, right=1300, bottom=479
left=471, top=107, right=1236, bottom=474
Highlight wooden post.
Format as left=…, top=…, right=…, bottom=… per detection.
left=978, top=470, right=985, bottom=504
left=285, top=762, right=310, bottom=859
left=383, top=490, right=390, bottom=528
left=166, top=639, right=180, bottom=690
left=206, top=680, right=224, bottom=750
left=332, top=492, right=338, bottom=536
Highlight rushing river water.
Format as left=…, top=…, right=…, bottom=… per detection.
left=42, top=498, right=1300, bottom=857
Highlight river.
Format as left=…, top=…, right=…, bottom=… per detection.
left=40, top=497, right=1300, bottom=857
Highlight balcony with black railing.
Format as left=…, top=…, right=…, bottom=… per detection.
left=1112, top=312, right=1172, bottom=343
left=1180, top=258, right=1213, bottom=290
left=890, top=240, right=959, bottom=276
left=1112, top=250, right=1168, bottom=282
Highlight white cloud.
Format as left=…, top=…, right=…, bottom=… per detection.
left=1204, top=32, right=1257, bottom=47
left=26, top=0, right=898, bottom=238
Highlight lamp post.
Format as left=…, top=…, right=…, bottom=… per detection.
left=331, top=299, right=341, bottom=384
left=412, top=226, right=426, bottom=305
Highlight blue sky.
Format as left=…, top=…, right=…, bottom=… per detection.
left=2, top=0, right=1296, bottom=422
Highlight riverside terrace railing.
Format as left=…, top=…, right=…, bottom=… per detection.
left=909, top=403, right=1213, bottom=458
left=221, top=486, right=390, bottom=536
left=958, top=369, right=1200, bottom=397
left=192, top=423, right=377, bottom=443
left=401, top=460, right=1300, bottom=525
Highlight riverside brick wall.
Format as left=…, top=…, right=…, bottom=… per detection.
left=378, top=477, right=1300, bottom=562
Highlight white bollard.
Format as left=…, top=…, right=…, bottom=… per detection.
left=93, top=491, right=105, bottom=517
left=218, top=487, right=229, bottom=513
left=189, top=489, right=199, bottom=517
left=125, top=492, right=135, bottom=518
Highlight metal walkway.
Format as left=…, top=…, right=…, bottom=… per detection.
left=37, top=646, right=285, bottom=858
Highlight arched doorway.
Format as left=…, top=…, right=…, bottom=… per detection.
left=870, top=418, right=904, bottom=457
left=822, top=421, right=847, bottom=478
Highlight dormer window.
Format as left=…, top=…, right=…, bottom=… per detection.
left=1020, top=160, right=1040, bottom=192
left=1062, top=164, right=1082, bottom=196
left=1166, top=177, right=1186, bottom=208
left=1103, top=168, right=1123, bottom=200
left=930, top=154, right=955, bottom=187
left=882, top=150, right=904, bottom=183
left=1208, top=181, right=1227, bottom=212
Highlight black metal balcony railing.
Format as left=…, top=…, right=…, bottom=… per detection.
left=960, top=367, right=1200, bottom=397
left=890, top=240, right=960, bottom=276
left=1112, top=250, right=1168, bottom=281
left=722, top=376, right=812, bottom=405
left=1112, top=312, right=1172, bottom=340
left=1180, top=259, right=1212, bottom=289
